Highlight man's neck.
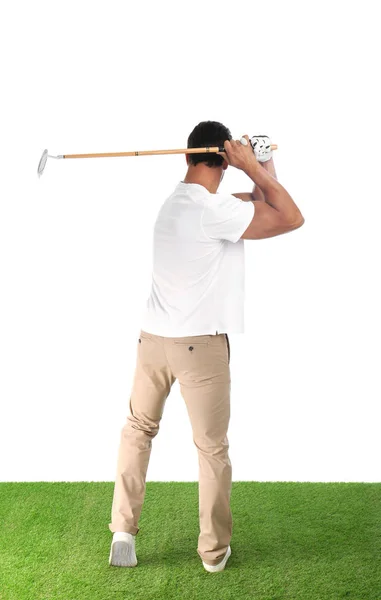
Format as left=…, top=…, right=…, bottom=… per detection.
left=183, top=166, right=222, bottom=194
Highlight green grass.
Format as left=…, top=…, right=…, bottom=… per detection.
left=0, top=482, right=380, bottom=599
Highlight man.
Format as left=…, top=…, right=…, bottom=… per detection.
left=108, top=121, right=305, bottom=572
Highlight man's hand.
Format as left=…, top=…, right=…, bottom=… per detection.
left=251, top=135, right=273, bottom=163
left=217, top=134, right=260, bottom=174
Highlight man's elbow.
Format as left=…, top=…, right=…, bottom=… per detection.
left=293, top=215, right=305, bottom=229
left=287, top=212, right=305, bottom=229
left=292, top=207, right=304, bottom=229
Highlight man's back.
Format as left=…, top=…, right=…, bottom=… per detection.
left=140, top=181, right=255, bottom=337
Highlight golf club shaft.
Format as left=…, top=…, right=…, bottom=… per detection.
left=61, top=145, right=278, bottom=159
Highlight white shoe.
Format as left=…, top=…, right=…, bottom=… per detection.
left=109, top=532, right=138, bottom=567
left=202, top=545, right=231, bottom=572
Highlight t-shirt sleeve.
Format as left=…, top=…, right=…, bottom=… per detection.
left=201, top=194, right=255, bottom=243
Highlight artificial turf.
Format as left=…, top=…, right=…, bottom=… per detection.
left=0, top=481, right=380, bottom=599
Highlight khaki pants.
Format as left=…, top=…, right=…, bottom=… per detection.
left=109, top=329, right=232, bottom=566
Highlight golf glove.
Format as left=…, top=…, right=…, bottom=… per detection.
left=250, top=135, right=273, bottom=163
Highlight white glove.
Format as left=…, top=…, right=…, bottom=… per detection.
left=250, top=135, right=273, bottom=162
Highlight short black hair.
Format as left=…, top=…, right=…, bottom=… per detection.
left=187, top=120, right=232, bottom=168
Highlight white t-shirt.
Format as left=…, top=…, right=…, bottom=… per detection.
left=140, top=181, right=255, bottom=337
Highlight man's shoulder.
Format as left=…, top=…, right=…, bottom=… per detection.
left=205, top=191, right=241, bottom=209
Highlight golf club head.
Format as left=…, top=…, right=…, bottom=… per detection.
left=38, top=149, right=48, bottom=177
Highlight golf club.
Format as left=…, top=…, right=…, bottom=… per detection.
left=37, top=135, right=277, bottom=177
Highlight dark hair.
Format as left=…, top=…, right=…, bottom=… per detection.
left=187, top=120, right=232, bottom=168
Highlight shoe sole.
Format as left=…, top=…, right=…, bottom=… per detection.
left=202, top=545, right=231, bottom=572
left=109, top=540, right=138, bottom=567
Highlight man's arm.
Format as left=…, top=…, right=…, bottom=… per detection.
left=232, top=156, right=278, bottom=203
left=252, top=157, right=277, bottom=201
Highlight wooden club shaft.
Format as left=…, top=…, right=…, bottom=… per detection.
left=62, top=145, right=278, bottom=159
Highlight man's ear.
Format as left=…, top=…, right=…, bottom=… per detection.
left=185, top=153, right=189, bottom=166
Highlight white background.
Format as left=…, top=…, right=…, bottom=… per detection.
left=0, top=0, right=380, bottom=483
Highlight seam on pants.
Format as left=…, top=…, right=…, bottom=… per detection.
left=225, top=334, right=230, bottom=364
